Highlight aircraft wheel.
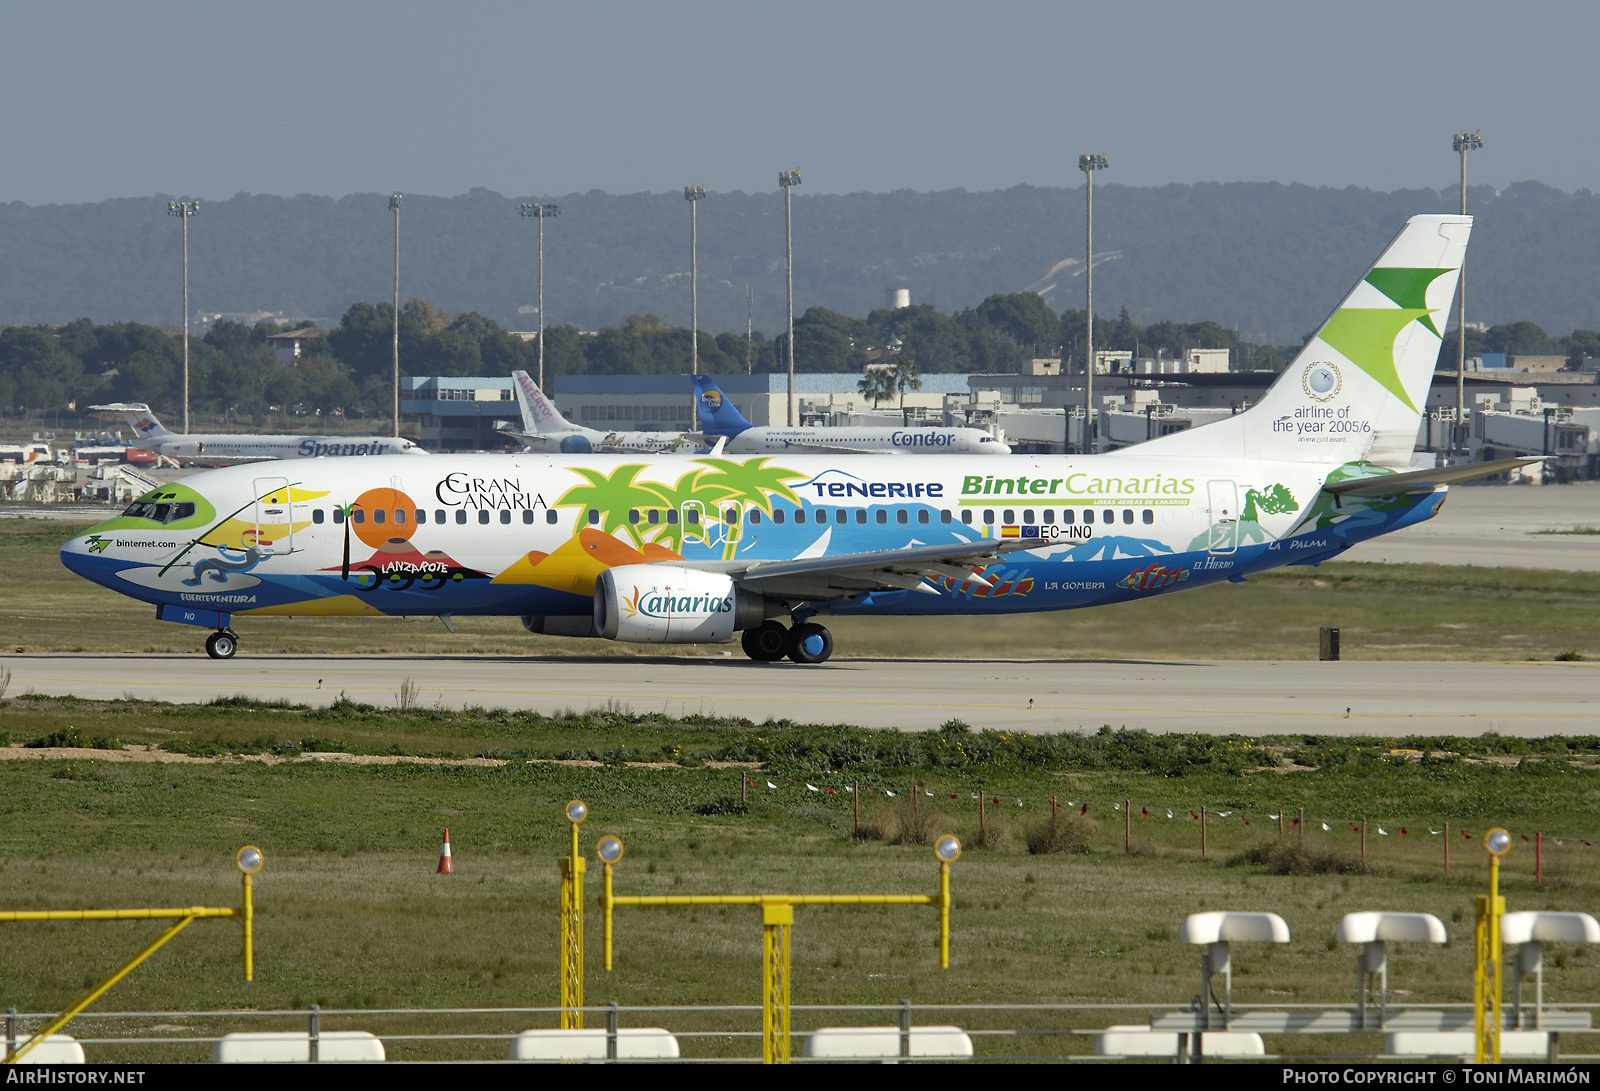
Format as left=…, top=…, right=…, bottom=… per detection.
left=741, top=620, right=789, bottom=662
left=785, top=622, right=833, bottom=665
left=205, top=630, right=238, bottom=660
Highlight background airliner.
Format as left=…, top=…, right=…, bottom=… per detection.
left=500, top=371, right=699, bottom=454
left=64, top=216, right=1532, bottom=664
left=91, top=403, right=426, bottom=461
left=693, top=375, right=1011, bottom=454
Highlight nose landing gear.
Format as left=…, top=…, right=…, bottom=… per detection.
left=204, top=630, right=238, bottom=660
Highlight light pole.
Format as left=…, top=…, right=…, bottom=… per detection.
left=1453, top=130, right=1483, bottom=462
left=166, top=200, right=199, bottom=433
left=685, top=185, right=706, bottom=380
left=519, top=202, right=560, bottom=389
left=1079, top=153, right=1108, bottom=454
left=389, top=193, right=402, bottom=438
left=780, top=169, right=802, bottom=425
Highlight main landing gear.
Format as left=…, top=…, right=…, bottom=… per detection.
left=204, top=630, right=238, bottom=660
left=739, top=619, right=833, bottom=665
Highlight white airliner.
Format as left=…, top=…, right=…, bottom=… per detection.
left=694, top=375, right=1012, bottom=455
left=90, top=403, right=427, bottom=461
left=65, top=215, right=1535, bottom=663
left=500, top=371, right=700, bottom=454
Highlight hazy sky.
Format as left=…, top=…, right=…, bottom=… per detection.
left=3, top=1, right=1595, bottom=205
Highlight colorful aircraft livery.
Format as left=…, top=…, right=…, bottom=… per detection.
left=64, top=216, right=1527, bottom=663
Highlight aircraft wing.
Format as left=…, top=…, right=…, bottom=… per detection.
left=725, top=536, right=1038, bottom=600
left=1322, top=456, right=1543, bottom=497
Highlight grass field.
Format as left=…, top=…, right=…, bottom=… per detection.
left=5, top=518, right=1598, bottom=661
left=3, top=696, right=1600, bottom=1061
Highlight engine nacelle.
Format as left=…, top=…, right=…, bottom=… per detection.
left=594, top=565, right=767, bottom=644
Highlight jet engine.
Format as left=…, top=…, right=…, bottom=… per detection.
left=594, top=565, right=769, bottom=644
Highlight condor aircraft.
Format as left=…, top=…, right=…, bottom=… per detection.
left=694, top=375, right=1011, bottom=454
left=500, top=371, right=699, bottom=454
left=90, top=403, right=427, bottom=462
left=64, top=215, right=1532, bottom=663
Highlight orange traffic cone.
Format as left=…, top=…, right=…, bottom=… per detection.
left=436, top=828, right=454, bottom=875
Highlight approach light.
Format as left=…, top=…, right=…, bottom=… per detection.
left=236, top=845, right=264, bottom=874
left=566, top=799, right=588, bottom=824
left=1485, top=828, right=1512, bottom=856
left=596, top=836, right=624, bottom=864
left=934, top=835, right=962, bottom=863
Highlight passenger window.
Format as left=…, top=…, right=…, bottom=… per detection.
left=960, top=510, right=972, bottom=525
left=353, top=510, right=365, bottom=524
left=1121, top=509, right=1133, bottom=525
left=1062, top=509, right=1074, bottom=524
left=648, top=509, right=660, bottom=525
left=941, top=510, right=953, bottom=524
left=1101, top=509, right=1113, bottom=525
left=455, top=510, right=467, bottom=525
left=749, top=510, right=762, bottom=525
left=1083, top=509, right=1094, bottom=524
left=500, top=510, right=511, bottom=525
left=667, top=510, right=680, bottom=525
left=685, top=510, right=699, bottom=525
left=628, top=510, right=640, bottom=525
left=415, top=510, right=425, bottom=525
left=522, top=510, right=535, bottom=524
left=312, top=509, right=325, bottom=524
left=334, top=508, right=345, bottom=525
left=835, top=509, right=847, bottom=524
left=793, top=508, right=804, bottom=522
left=983, top=510, right=995, bottom=525
left=588, top=509, right=600, bottom=525
left=1023, top=509, right=1035, bottom=525
left=1042, top=509, right=1054, bottom=525
left=773, top=509, right=785, bottom=525
left=1142, top=509, right=1154, bottom=525
left=479, top=510, right=491, bottom=525
left=546, top=510, right=559, bottom=525
left=875, top=509, right=887, bottom=524
left=1003, top=509, right=1014, bottom=524
left=435, top=510, right=445, bottom=524
left=394, top=510, right=405, bottom=525
left=724, top=507, right=740, bottom=525
left=373, top=510, right=386, bottom=525
left=816, top=510, right=827, bottom=524
left=855, top=509, right=866, bottom=524
left=896, top=509, right=908, bottom=525
left=917, top=509, right=929, bottom=524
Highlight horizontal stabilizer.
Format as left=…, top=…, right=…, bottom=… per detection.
left=1322, top=457, right=1543, bottom=497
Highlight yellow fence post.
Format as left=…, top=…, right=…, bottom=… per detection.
left=762, top=902, right=793, bottom=1065
left=559, top=801, right=588, bottom=1030
left=1477, top=828, right=1512, bottom=1064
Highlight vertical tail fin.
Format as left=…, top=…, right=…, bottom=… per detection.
left=693, top=375, right=753, bottom=435
left=510, top=371, right=577, bottom=434
left=90, top=403, right=172, bottom=440
left=1130, top=214, right=1472, bottom=467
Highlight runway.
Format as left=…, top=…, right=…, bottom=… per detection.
left=7, top=654, right=1596, bottom=737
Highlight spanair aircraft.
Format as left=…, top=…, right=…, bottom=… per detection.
left=501, top=371, right=699, bottom=454
left=90, top=403, right=427, bottom=461
left=64, top=215, right=1534, bottom=663
left=693, top=375, right=1012, bottom=454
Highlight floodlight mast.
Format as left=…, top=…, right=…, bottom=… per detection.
left=519, top=202, right=561, bottom=389
left=780, top=169, right=802, bottom=425
left=166, top=201, right=199, bottom=433
left=389, top=194, right=402, bottom=438
left=1452, top=130, right=1483, bottom=462
left=1078, top=154, right=1108, bottom=454
left=685, top=186, right=707, bottom=380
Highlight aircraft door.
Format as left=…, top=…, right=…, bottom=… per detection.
left=956, top=431, right=971, bottom=452
left=252, top=477, right=293, bottom=555
left=1206, top=479, right=1239, bottom=555
left=680, top=501, right=706, bottom=544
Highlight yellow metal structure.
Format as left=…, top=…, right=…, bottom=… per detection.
left=0, top=847, right=261, bottom=1064
left=592, top=825, right=958, bottom=1064
left=558, top=801, right=588, bottom=1029
left=1475, top=828, right=1511, bottom=1064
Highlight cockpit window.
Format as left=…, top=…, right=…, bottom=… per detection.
left=120, top=500, right=196, bottom=524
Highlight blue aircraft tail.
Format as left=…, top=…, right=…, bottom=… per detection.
left=693, top=375, right=753, bottom=436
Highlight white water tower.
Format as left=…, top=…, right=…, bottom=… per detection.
left=886, top=287, right=910, bottom=310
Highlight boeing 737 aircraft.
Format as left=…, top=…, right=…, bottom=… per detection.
left=500, top=371, right=699, bottom=454
left=65, top=215, right=1533, bottom=663
left=91, top=403, right=427, bottom=461
left=694, top=375, right=1012, bottom=454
